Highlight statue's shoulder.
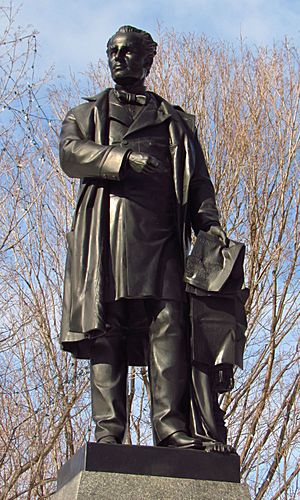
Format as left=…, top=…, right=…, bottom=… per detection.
left=68, top=100, right=93, bottom=116
left=67, top=89, right=111, bottom=120
left=172, top=105, right=196, bottom=131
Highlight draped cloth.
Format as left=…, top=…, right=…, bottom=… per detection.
left=184, top=230, right=249, bottom=443
left=185, top=230, right=249, bottom=370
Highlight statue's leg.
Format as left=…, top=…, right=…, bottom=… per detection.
left=146, top=299, right=192, bottom=446
left=90, top=300, right=128, bottom=444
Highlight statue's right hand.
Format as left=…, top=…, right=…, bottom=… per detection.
left=128, top=152, right=166, bottom=174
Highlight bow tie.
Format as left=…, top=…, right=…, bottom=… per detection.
left=114, top=89, right=147, bottom=106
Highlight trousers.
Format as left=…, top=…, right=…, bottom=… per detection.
left=90, top=298, right=189, bottom=444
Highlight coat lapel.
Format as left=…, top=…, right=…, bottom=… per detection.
left=94, top=90, right=110, bottom=144
left=109, top=101, right=133, bottom=127
left=123, top=97, right=171, bottom=138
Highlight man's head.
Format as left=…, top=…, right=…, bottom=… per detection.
left=107, top=26, right=157, bottom=86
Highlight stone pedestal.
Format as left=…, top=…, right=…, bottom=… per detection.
left=52, top=443, right=251, bottom=499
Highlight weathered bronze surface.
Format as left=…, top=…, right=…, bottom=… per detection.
left=59, top=26, right=247, bottom=452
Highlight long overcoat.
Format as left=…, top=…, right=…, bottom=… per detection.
left=59, top=89, right=220, bottom=362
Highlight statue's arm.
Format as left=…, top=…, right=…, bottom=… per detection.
left=189, top=132, right=221, bottom=233
left=59, top=111, right=130, bottom=180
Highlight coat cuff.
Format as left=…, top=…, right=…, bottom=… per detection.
left=197, top=198, right=220, bottom=230
left=100, top=146, right=130, bottom=180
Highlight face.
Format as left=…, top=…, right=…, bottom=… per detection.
left=107, top=32, right=149, bottom=86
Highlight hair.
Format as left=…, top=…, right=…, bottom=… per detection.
left=106, top=25, right=157, bottom=74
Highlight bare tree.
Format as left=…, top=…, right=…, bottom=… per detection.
left=0, top=4, right=90, bottom=498
left=0, top=10, right=299, bottom=498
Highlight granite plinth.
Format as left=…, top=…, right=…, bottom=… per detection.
left=57, top=442, right=240, bottom=490
left=52, top=471, right=251, bottom=500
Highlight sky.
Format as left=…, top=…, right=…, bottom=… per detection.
left=3, top=0, right=300, bottom=79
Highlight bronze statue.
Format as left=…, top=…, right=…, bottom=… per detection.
left=59, top=26, right=246, bottom=451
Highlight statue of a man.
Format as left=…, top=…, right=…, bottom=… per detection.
left=59, top=25, right=227, bottom=448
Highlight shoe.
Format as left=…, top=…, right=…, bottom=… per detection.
left=159, top=431, right=201, bottom=449
left=97, top=436, right=119, bottom=444
left=202, top=440, right=236, bottom=453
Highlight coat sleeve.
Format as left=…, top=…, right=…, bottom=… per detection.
left=188, top=131, right=221, bottom=233
left=59, top=110, right=130, bottom=180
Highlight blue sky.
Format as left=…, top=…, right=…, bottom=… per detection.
left=6, top=0, right=300, bottom=78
